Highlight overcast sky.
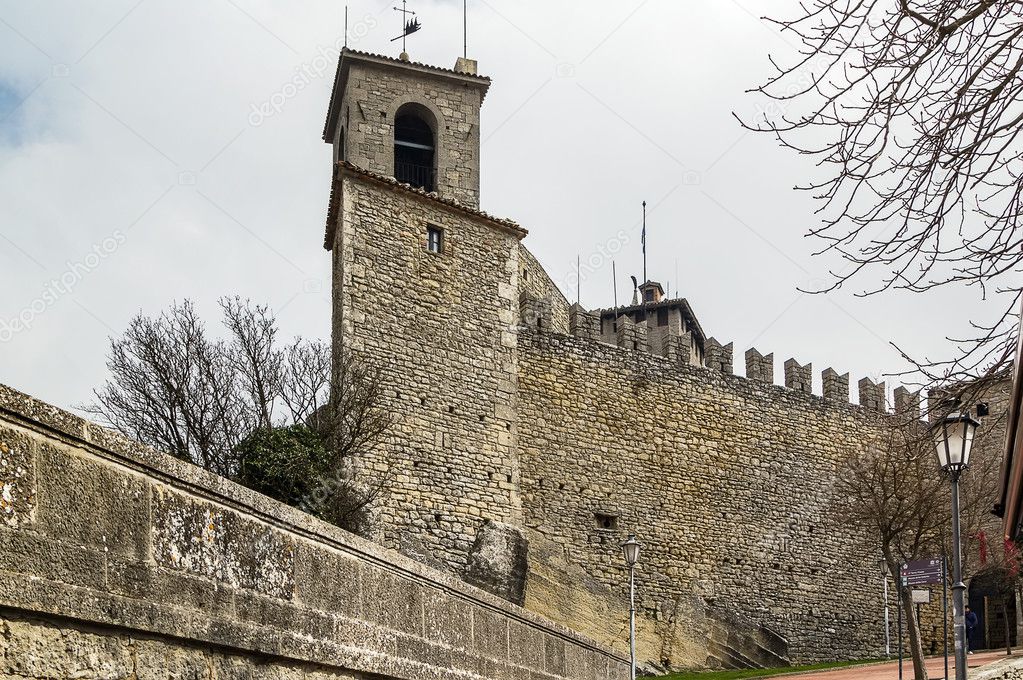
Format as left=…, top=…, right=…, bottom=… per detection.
left=0, top=0, right=998, bottom=413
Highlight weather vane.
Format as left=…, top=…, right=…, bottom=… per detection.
left=391, top=0, right=422, bottom=54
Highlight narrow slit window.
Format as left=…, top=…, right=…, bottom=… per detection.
left=427, top=225, right=443, bottom=254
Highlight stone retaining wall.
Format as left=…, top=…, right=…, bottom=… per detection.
left=0, top=382, right=627, bottom=680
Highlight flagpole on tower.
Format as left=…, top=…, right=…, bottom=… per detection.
left=641, top=201, right=647, bottom=284
left=613, top=261, right=619, bottom=314
left=463, top=0, right=468, bottom=58
left=576, top=254, right=580, bottom=306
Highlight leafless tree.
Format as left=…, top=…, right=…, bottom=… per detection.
left=835, top=394, right=1007, bottom=676
left=835, top=416, right=947, bottom=678
left=743, top=1, right=1023, bottom=393
left=84, top=297, right=392, bottom=530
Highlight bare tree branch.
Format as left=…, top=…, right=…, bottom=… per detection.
left=743, top=0, right=1023, bottom=388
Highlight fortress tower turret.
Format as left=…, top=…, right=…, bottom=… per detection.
left=323, top=49, right=489, bottom=208
left=322, top=49, right=527, bottom=587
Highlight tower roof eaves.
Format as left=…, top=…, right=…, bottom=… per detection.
left=596, top=297, right=707, bottom=343
left=323, top=47, right=492, bottom=142
left=323, top=161, right=525, bottom=250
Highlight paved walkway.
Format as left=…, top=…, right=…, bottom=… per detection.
left=793, top=650, right=1018, bottom=679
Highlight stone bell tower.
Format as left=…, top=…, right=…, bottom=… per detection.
left=322, top=48, right=527, bottom=594
left=323, top=48, right=489, bottom=208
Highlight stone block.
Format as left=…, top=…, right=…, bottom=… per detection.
left=858, top=377, right=886, bottom=412
left=152, top=488, right=294, bottom=599
left=634, top=320, right=649, bottom=352
left=543, top=635, right=567, bottom=676
left=520, top=294, right=552, bottom=331
left=1, top=616, right=133, bottom=679
left=894, top=387, right=922, bottom=420
left=462, top=519, right=528, bottom=605
left=234, top=589, right=301, bottom=631
left=508, top=620, right=546, bottom=672
left=134, top=639, right=211, bottom=680
left=569, top=304, right=599, bottom=340
left=0, top=528, right=106, bottom=590
left=293, top=541, right=362, bottom=620
left=705, top=338, right=733, bottom=374
left=472, top=606, right=509, bottom=660
left=745, top=349, right=774, bottom=384
left=822, top=368, right=849, bottom=402
left=155, top=567, right=235, bottom=618
left=615, top=316, right=638, bottom=351
left=359, top=566, right=424, bottom=637
left=36, top=443, right=150, bottom=560
left=422, top=587, right=473, bottom=649
left=784, top=359, right=812, bottom=394
left=0, top=425, right=35, bottom=528
left=107, top=559, right=155, bottom=599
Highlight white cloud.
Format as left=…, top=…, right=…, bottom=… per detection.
left=0, top=0, right=991, bottom=410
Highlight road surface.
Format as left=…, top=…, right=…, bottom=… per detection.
left=793, top=650, right=1017, bottom=679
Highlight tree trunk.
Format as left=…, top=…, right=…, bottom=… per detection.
left=899, top=585, right=930, bottom=680
left=1004, top=596, right=1011, bottom=655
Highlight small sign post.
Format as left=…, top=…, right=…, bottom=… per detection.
left=899, top=559, right=947, bottom=680
left=943, top=557, right=949, bottom=680
left=901, top=559, right=944, bottom=586
left=912, top=589, right=930, bottom=638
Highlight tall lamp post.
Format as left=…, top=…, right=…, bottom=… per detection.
left=622, top=534, right=641, bottom=680
left=932, top=410, right=981, bottom=680
left=879, top=558, right=891, bottom=659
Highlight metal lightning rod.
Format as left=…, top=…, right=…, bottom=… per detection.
left=612, top=261, right=619, bottom=314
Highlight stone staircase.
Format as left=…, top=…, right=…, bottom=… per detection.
left=704, top=606, right=789, bottom=669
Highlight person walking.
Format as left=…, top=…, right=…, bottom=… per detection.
left=965, top=606, right=979, bottom=654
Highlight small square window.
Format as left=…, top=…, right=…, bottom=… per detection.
left=594, top=512, right=619, bottom=531
left=426, top=225, right=443, bottom=254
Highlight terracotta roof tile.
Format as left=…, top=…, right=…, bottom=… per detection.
left=323, top=47, right=490, bottom=142
left=596, top=297, right=707, bottom=343
left=323, top=161, right=526, bottom=250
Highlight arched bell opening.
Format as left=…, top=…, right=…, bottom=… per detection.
left=394, top=103, right=437, bottom=192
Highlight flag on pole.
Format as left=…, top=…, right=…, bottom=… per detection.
left=641, top=200, right=647, bottom=284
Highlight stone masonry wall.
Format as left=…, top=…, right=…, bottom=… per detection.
left=516, top=328, right=891, bottom=667
left=519, top=245, right=570, bottom=335
left=0, top=382, right=627, bottom=680
left=331, top=170, right=524, bottom=570
left=336, top=51, right=487, bottom=208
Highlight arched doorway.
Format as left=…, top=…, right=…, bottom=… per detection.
left=394, top=103, right=436, bottom=191
left=968, top=570, right=1018, bottom=651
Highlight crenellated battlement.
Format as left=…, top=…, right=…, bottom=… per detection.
left=745, top=349, right=774, bottom=383
left=522, top=293, right=926, bottom=417
left=858, top=377, right=886, bottom=413
left=704, top=338, right=734, bottom=374
left=785, top=358, right=812, bottom=394
left=822, top=368, right=850, bottom=402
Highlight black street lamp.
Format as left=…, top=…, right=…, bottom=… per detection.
left=621, top=534, right=641, bottom=680
left=932, top=410, right=981, bottom=680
